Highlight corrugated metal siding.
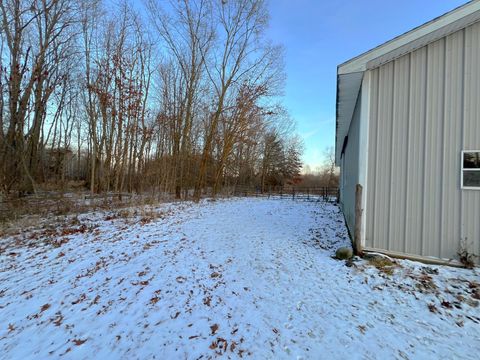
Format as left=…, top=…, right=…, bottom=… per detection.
left=366, top=69, right=379, bottom=250
left=340, top=93, right=361, bottom=235
left=463, top=22, right=480, bottom=257
left=442, top=30, right=463, bottom=259
left=405, top=47, right=427, bottom=256
left=389, top=55, right=410, bottom=253
left=371, top=62, right=394, bottom=251
left=422, top=39, right=444, bottom=257
left=366, top=22, right=480, bottom=260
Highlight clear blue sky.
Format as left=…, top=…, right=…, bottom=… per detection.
left=266, top=0, right=468, bottom=170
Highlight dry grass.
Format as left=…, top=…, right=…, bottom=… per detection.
left=0, top=191, right=177, bottom=239
left=458, top=243, right=477, bottom=269
left=367, top=256, right=399, bottom=276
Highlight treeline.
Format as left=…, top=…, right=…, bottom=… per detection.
left=0, top=0, right=303, bottom=200
left=301, top=147, right=339, bottom=189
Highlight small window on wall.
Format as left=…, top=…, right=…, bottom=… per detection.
left=462, top=151, right=480, bottom=189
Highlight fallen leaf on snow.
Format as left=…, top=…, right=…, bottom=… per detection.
left=176, top=276, right=186, bottom=283
left=150, top=296, right=160, bottom=305
left=210, top=323, right=219, bottom=335
left=358, top=325, right=367, bottom=334
left=72, top=339, right=87, bottom=346
left=441, top=300, right=453, bottom=309
left=171, top=311, right=181, bottom=319
left=52, top=313, right=63, bottom=327
left=428, top=303, right=438, bottom=313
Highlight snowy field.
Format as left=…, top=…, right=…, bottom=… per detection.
left=0, top=198, right=479, bottom=359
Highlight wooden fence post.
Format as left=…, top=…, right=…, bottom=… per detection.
left=354, top=184, right=364, bottom=256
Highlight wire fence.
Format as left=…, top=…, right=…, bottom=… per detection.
left=0, top=185, right=339, bottom=223
left=229, top=185, right=339, bottom=203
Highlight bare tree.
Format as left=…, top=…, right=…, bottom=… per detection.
left=322, top=146, right=337, bottom=188
left=0, top=0, right=74, bottom=194
left=194, top=0, right=283, bottom=200
left=0, top=0, right=299, bottom=201
left=148, top=0, right=214, bottom=198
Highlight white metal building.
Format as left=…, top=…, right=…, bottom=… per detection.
left=336, top=1, right=480, bottom=263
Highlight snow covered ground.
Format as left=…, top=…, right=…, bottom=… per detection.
left=0, top=198, right=479, bottom=359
